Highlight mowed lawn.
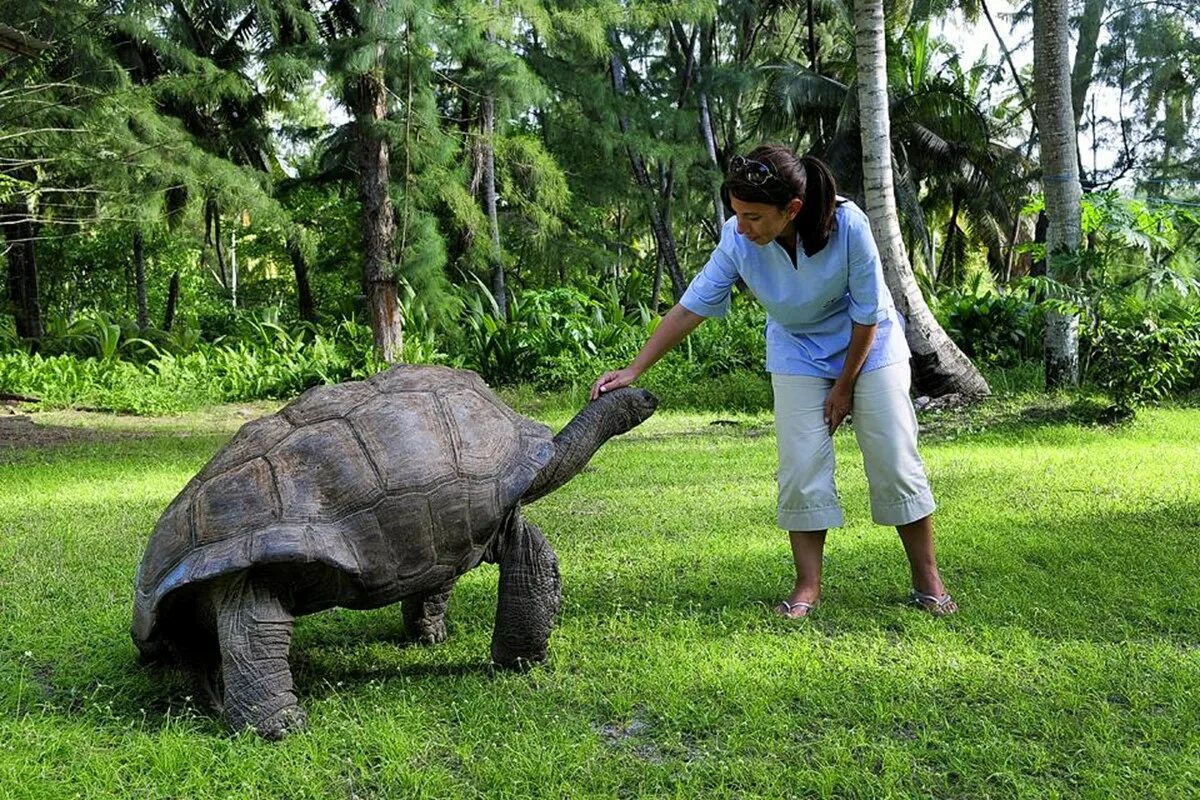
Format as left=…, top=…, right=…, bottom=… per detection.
left=1, top=397, right=1198, bottom=799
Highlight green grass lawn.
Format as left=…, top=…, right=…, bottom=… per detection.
left=1, top=395, right=1198, bottom=798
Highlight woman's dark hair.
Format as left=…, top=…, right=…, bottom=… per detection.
left=722, top=144, right=839, bottom=256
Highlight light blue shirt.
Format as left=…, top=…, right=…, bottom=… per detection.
left=680, top=200, right=910, bottom=379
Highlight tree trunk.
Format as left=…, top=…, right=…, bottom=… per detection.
left=482, top=91, right=507, bottom=320
left=1033, top=0, right=1083, bottom=388
left=982, top=0, right=1039, bottom=280
left=698, top=91, right=726, bottom=235
left=695, top=21, right=727, bottom=239
left=286, top=235, right=317, bottom=323
left=210, top=200, right=228, bottom=290
left=1071, top=0, right=1106, bottom=182
left=230, top=229, right=238, bottom=308
left=938, top=192, right=961, bottom=287
left=133, top=228, right=148, bottom=329
left=608, top=39, right=687, bottom=301
left=1070, top=0, right=1106, bottom=133
left=1, top=206, right=43, bottom=341
left=852, top=0, right=989, bottom=398
left=482, top=0, right=507, bottom=319
left=163, top=271, right=180, bottom=332
left=651, top=252, right=664, bottom=312
left=355, top=7, right=402, bottom=365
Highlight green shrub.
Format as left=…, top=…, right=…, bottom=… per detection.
left=0, top=285, right=767, bottom=414
left=639, top=363, right=773, bottom=412
left=935, top=283, right=1043, bottom=368
left=0, top=352, right=216, bottom=414
left=1083, top=302, right=1200, bottom=410
left=0, top=317, right=449, bottom=413
left=457, top=284, right=648, bottom=387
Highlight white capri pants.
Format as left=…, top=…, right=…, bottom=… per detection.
left=772, top=361, right=936, bottom=531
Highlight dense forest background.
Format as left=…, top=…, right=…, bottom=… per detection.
left=2, top=0, right=1198, bottom=414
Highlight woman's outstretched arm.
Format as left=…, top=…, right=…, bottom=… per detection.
left=590, top=304, right=706, bottom=400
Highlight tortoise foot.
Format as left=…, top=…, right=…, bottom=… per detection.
left=246, top=704, right=308, bottom=741
left=491, top=652, right=546, bottom=672
left=402, top=581, right=456, bottom=647
left=415, top=623, right=447, bottom=646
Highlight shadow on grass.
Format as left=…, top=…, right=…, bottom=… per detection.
left=918, top=395, right=1134, bottom=443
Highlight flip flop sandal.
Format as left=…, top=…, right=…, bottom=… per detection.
left=774, top=599, right=818, bottom=619
left=909, top=589, right=958, bottom=616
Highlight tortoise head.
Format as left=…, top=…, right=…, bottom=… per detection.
left=588, top=386, right=659, bottom=436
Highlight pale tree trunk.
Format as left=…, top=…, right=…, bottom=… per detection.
left=852, top=0, right=989, bottom=398
left=230, top=229, right=238, bottom=309
left=1071, top=0, right=1106, bottom=182
left=698, top=90, right=726, bottom=233
left=1034, top=0, right=1083, bottom=388
left=483, top=0, right=507, bottom=319
left=355, top=2, right=402, bottom=364
left=481, top=101, right=507, bottom=317
left=482, top=88, right=507, bottom=319
left=210, top=200, right=228, bottom=290
left=982, top=0, right=1038, bottom=279
left=1071, top=0, right=1106, bottom=134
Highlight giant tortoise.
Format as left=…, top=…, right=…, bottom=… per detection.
left=132, top=364, right=657, bottom=738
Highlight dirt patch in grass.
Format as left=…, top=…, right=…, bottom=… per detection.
left=0, top=402, right=279, bottom=457
left=0, top=414, right=126, bottom=451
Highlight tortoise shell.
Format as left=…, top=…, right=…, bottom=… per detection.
left=132, top=365, right=553, bottom=646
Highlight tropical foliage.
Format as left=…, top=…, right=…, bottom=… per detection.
left=1, top=0, right=1198, bottom=414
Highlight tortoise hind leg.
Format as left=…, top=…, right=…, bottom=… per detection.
left=212, top=573, right=306, bottom=740
left=402, top=578, right=457, bottom=645
left=492, top=516, right=561, bottom=668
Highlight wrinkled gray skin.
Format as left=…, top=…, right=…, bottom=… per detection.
left=131, top=366, right=657, bottom=740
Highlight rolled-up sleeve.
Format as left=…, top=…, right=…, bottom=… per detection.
left=846, top=215, right=890, bottom=326
left=680, top=245, right=739, bottom=318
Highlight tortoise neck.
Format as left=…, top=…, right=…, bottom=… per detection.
left=521, top=394, right=634, bottom=504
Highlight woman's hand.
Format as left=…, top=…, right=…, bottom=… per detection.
left=590, top=366, right=641, bottom=401
left=824, top=381, right=854, bottom=434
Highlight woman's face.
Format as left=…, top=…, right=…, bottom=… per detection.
left=730, top=196, right=802, bottom=246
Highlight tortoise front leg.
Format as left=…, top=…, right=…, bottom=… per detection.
left=212, top=574, right=307, bottom=740
left=401, top=578, right=457, bottom=645
left=491, top=517, right=561, bottom=668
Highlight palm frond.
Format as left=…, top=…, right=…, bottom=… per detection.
left=753, top=64, right=847, bottom=140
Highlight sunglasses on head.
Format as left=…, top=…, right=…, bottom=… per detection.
left=729, top=155, right=783, bottom=186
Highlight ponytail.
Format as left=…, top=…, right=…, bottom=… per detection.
left=796, top=156, right=838, bottom=257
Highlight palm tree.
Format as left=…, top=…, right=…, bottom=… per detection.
left=850, top=0, right=991, bottom=397
left=756, top=20, right=1028, bottom=282
left=903, top=45, right=1032, bottom=288
left=1032, top=0, right=1083, bottom=388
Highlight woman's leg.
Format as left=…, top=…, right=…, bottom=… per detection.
left=852, top=364, right=955, bottom=613
left=896, top=515, right=954, bottom=606
left=779, top=530, right=826, bottom=617
left=772, top=373, right=842, bottom=617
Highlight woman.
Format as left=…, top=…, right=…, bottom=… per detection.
left=590, top=144, right=956, bottom=618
